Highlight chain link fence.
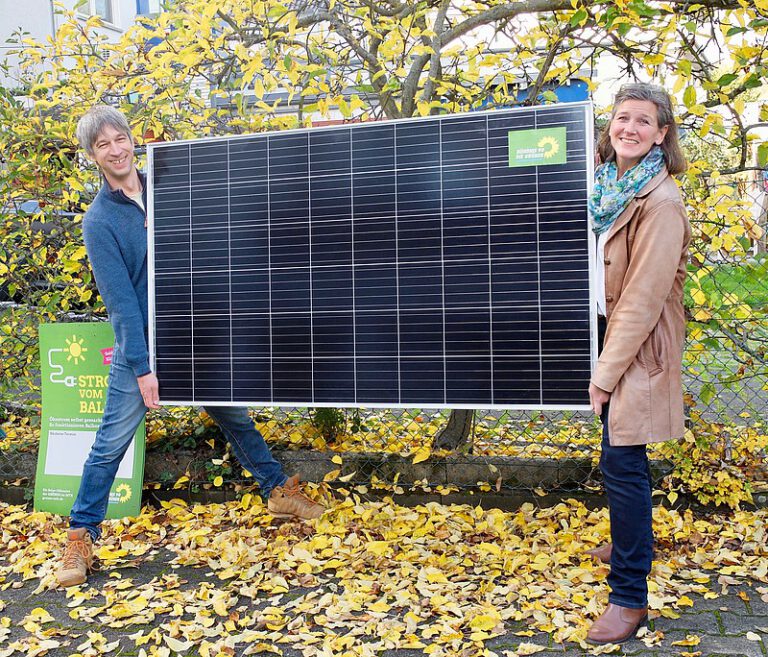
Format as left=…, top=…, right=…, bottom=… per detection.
left=1, top=173, right=767, bottom=500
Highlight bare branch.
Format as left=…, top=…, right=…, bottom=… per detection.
left=523, top=18, right=575, bottom=105
left=437, top=0, right=742, bottom=50
left=418, top=0, right=451, bottom=108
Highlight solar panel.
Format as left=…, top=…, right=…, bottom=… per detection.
left=148, top=102, right=596, bottom=409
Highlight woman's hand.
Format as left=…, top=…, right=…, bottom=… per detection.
left=589, top=382, right=611, bottom=417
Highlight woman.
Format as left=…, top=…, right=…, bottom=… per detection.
left=585, top=82, right=690, bottom=644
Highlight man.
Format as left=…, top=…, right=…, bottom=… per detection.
left=56, top=105, right=324, bottom=588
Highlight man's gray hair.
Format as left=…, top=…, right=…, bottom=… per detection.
left=76, top=105, right=133, bottom=156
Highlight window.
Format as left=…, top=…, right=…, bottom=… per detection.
left=136, top=0, right=162, bottom=15
left=80, top=0, right=114, bottom=24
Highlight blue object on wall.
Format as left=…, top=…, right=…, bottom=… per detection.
left=517, top=79, right=590, bottom=103
left=476, top=79, right=590, bottom=110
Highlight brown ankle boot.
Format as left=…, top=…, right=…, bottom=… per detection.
left=55, top=528, right=94, bottom=588
left=587, top=603, right=647, bottom=644
left=268, top=475, right=325, bottom=520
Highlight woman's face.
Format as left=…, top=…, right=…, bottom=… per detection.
left=609, top=99, right=668, bottom=174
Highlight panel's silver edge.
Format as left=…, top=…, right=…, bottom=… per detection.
left=147, top=143, right=157, bottom=378
left=584, top=103, right=599, bottom=386
left=147, top=101, right=594, bottom=150
left=158, top=400, right=593, bottom=411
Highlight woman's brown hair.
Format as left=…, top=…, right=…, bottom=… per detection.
left=597, top=82, right=687, bottom=175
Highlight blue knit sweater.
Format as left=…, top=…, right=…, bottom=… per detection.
left=82, top=171, right=150, bottom=377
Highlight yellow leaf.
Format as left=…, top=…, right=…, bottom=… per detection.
left=164, top=636, right=193, bottom=652
left=68, top=177, right=85, bottom=192
left=369, top=600, right=391, bottom=613
left=671, top=634, right=701, bottom=647
left=516, top=642, right=548, bottom=655
left=424, top=568, right=448, bottom=583
left=212, top=593, right=229, bottom=616
left=365, top=541, right=391, bottom=556
left=25, top=608, right=55, bottom=623
left=469, top=614, right=499, bottom=631
left=691, top=288, right=706, bottom=305
left=323, top=469, right=340, bottom=482
left=173, top=475, right=189, bottom=489
left=269, top=576, right=289, bottom=594
left=96, top=546, right=128, bottom=561
left=213, top=476, right=223, bottom=487
left=412, top=446, right=430, bottom=464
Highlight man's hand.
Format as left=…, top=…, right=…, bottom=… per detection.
left=137, top=372, right=161, bottom=409
left=588, top=382, right=611, bottom=417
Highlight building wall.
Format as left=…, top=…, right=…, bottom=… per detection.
left=0, top=0, right=139, bottom=89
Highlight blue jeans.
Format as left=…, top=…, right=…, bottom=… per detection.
left=599, top=410, right=653, bottom=609
left=70, top=351, right=287, bottom=540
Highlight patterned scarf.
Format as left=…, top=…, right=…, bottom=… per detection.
left=589, top=145, right=665, bottom=235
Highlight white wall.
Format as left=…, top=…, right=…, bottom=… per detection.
left=0, top=0, right=138, bottom=89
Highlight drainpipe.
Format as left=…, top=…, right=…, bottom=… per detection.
left=49, top=0, right=57, bottom=38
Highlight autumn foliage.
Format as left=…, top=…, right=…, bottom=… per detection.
left=1, top=1, right=767, bottom=506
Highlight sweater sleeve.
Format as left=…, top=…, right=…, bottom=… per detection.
left=591, top=199, right=687, bottom=393
left=83, top=217, right=151, bottom=377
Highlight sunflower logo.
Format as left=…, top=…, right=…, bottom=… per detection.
left=115, top=484, right=132, bottom=502
left=538, top=136, right=560, bottom=159
left=64, top=335, right=88, bottom=364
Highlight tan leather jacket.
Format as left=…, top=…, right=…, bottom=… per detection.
left=591, top=170, right=691, bottom=445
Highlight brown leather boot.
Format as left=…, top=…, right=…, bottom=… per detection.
left=268, top=475, right=325, bottom=520
left=587, top=603, right=648, bottom=644
left=586, top=542, right=612, bottom=564
left=55, top=528, right=94, bottom=588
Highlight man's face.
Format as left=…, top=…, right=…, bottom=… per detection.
left=91, top=125, right=135, bottom=186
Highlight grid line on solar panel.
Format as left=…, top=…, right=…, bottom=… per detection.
left=152, top=251, right=588, bottom=276
left=154, top=155, right=588, bottom=192
left=155, top=354, right=591, bottom=363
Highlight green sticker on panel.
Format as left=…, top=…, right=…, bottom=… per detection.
left=507, top=127, right=567, bottom=167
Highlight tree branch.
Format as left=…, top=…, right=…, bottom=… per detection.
left=419, top=0, right=451, bottom=107
left=522, top=18, right=575, bottom=105
left=436, top=0, right=742, bottom=51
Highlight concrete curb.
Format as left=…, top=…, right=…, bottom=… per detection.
left=0, top=445, right=683, bottom=508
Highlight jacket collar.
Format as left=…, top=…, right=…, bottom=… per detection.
left=634, top=169, right=669, bottom=198
left=605, top=169, right=669, bottom=239
left=100, top=168, right=146, bottom=206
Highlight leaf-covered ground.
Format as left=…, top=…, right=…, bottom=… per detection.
left=2, top=495, right=768, bottom=657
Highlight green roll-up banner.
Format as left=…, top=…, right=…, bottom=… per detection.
left=35, top=323, right=145, bottom=518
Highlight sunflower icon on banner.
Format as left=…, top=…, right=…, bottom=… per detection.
left=115, top=484, right=132, bottom=502
left=538, top=135, right=560, bottom=159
